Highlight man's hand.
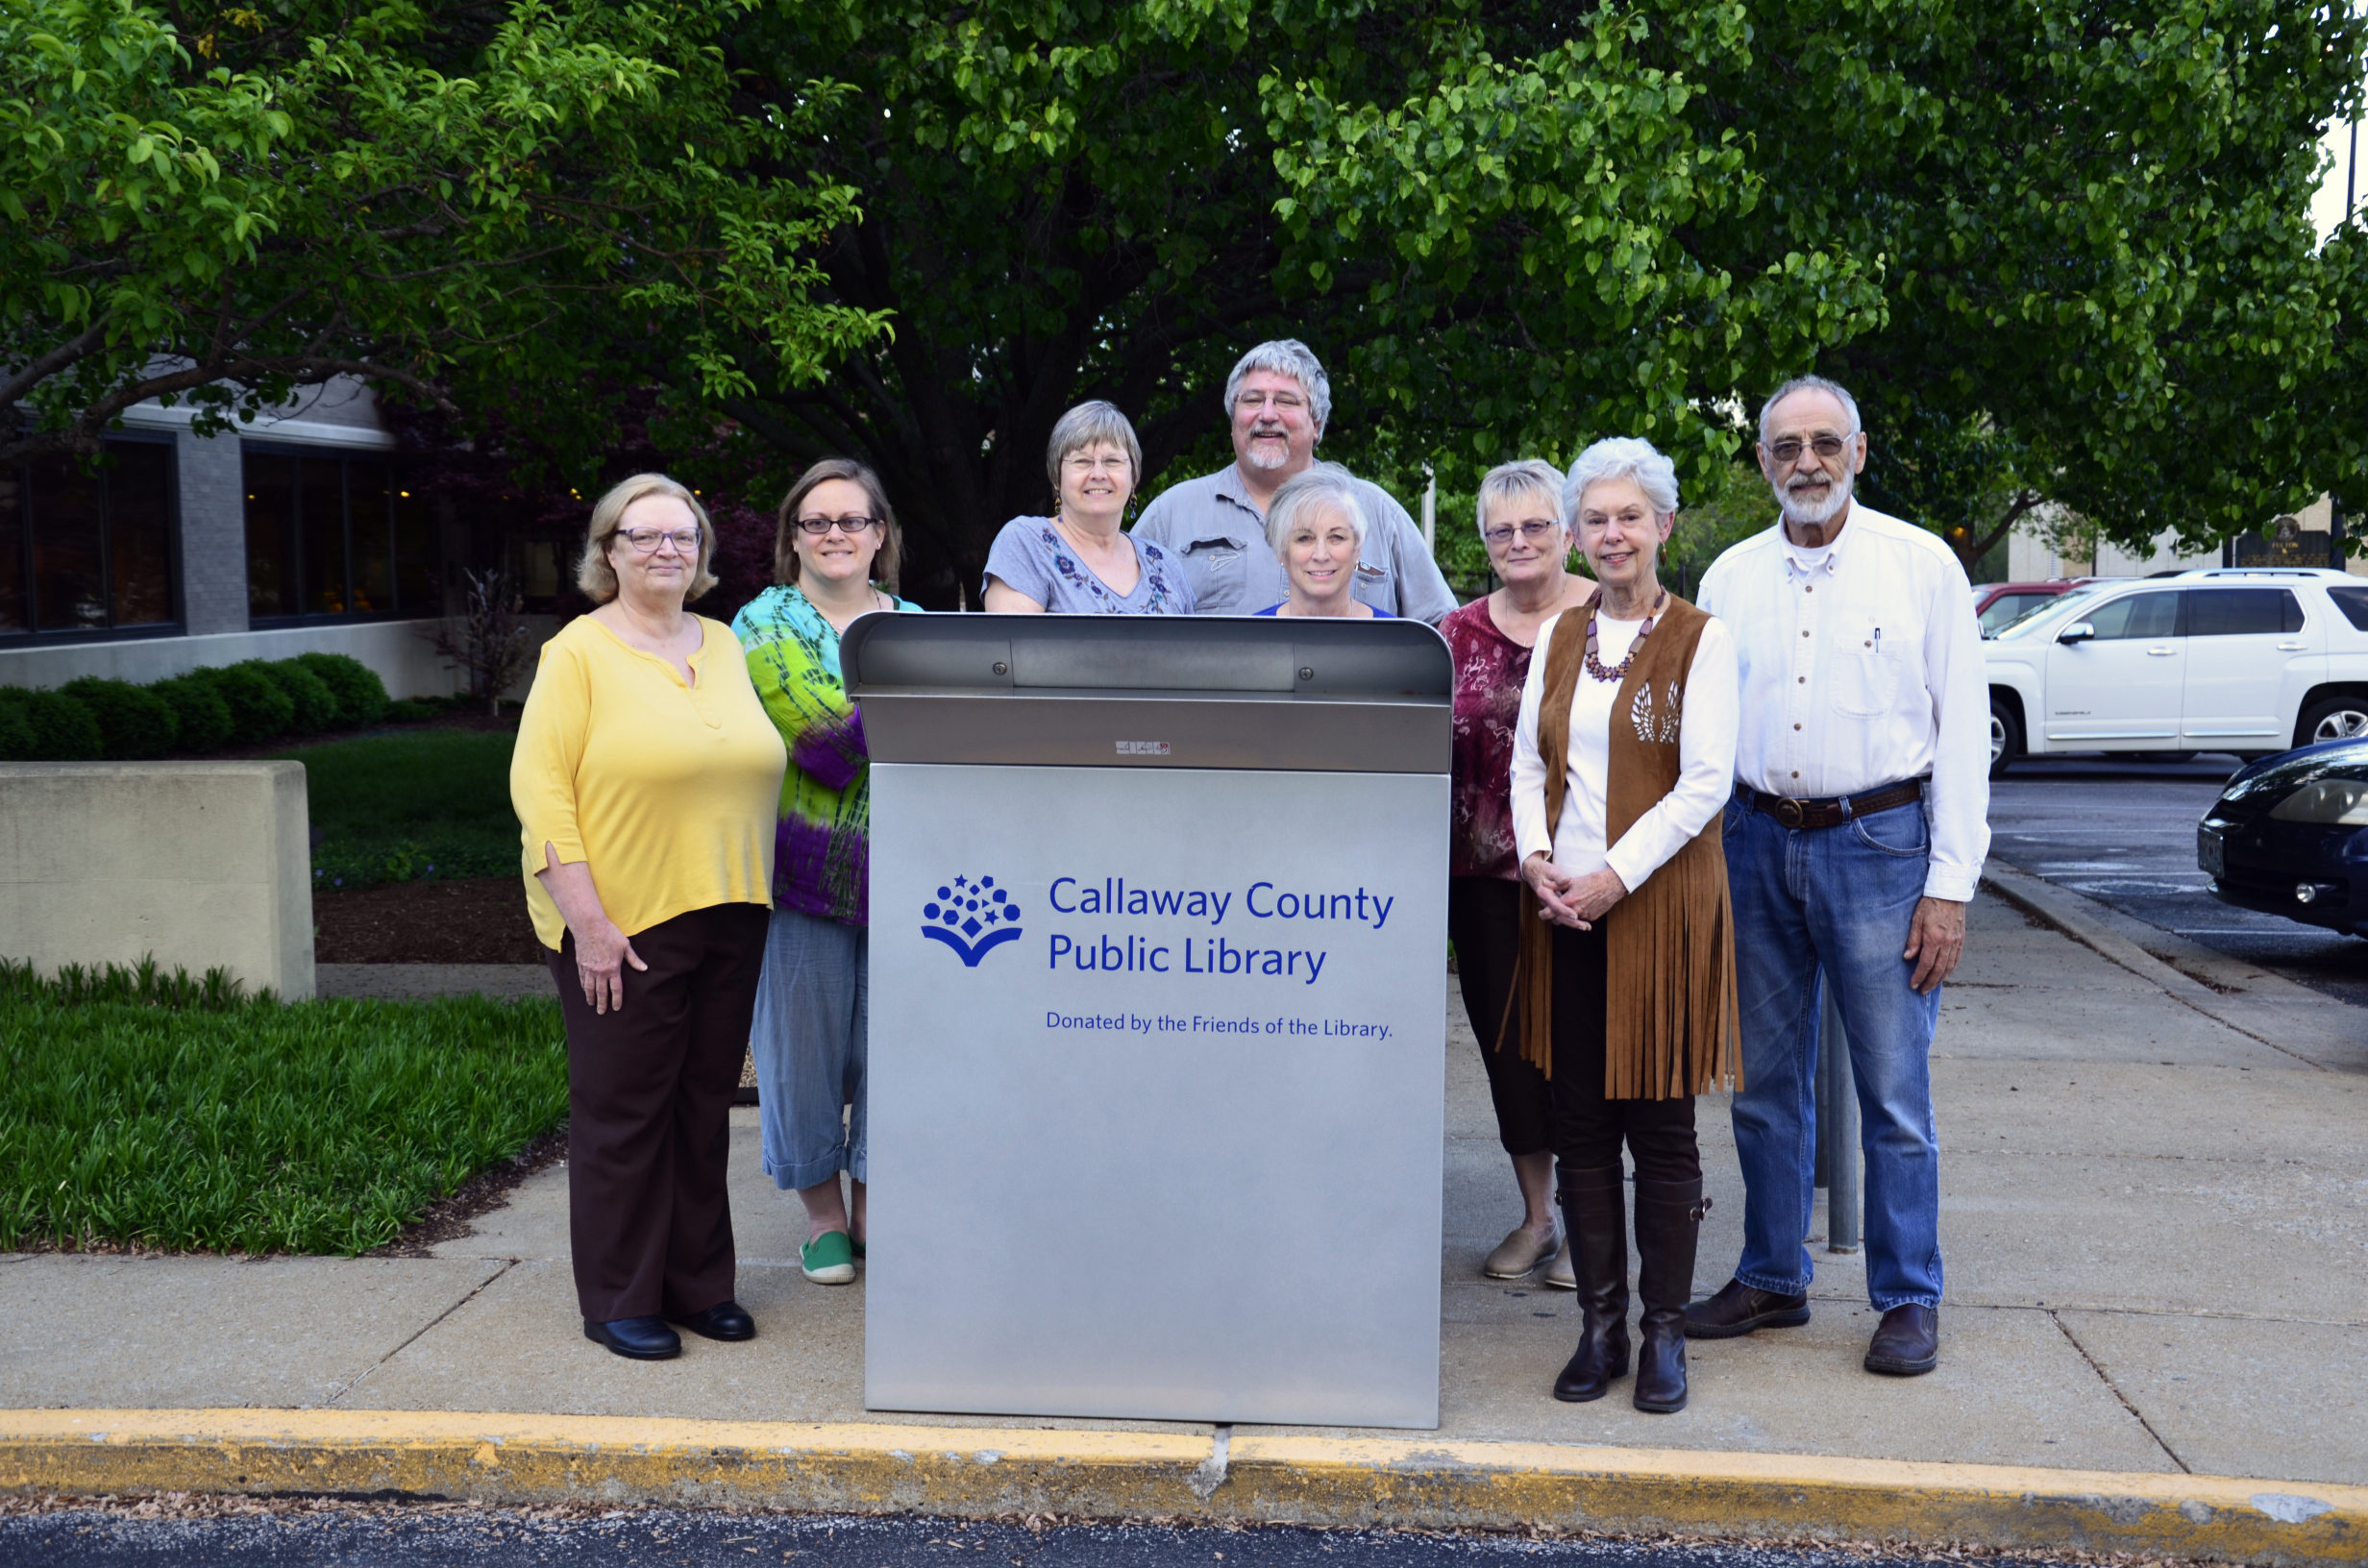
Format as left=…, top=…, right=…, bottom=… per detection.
left=1903, top=895, right=1967, bottom=992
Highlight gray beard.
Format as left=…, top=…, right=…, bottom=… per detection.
left=1772, top=469, right=1851, bottom=529
left=1241, top=434, right=1293, bottom=472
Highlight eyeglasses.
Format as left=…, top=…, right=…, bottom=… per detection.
left=1764, top=434, right=1851, bottom=465
left=618, top=527, right=702, bottom=554
left=1234, top=391, right=1307, bottom=415
left=1482, top=519, right=1563, bottom=547
left=794, top=514, right=883, bottom=536
left=1061, top=455, right=1132, bottom=475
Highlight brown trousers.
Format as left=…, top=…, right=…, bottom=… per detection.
left=547, top=901, right=770, bottom=1322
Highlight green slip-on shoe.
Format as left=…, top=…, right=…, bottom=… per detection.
left=802, top=1231, right=856, bottom=1285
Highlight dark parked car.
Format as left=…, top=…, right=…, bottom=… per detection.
left=2199, top=737, right=2368, bottom=935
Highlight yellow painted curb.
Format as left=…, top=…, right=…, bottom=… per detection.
left=5, top=1409, right=2366, bottom=1564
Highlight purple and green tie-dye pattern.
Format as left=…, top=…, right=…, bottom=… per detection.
left=731, top=584, right=923, bottom=927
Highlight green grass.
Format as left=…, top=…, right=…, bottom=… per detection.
left=0, top=959, right=566, bottom=1255
left=272, top=728, right=520, bottom=887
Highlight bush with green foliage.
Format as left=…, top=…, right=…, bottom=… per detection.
left=243, top=658, right=339, bottom=732
left=0, top=686, right=103, bottom=760
left=148, top=673, right=234, bottom=754
left=0, top=700, right=34, bottom=760
left=59, top=676, right=178, bottom=760
left=0, top=957, right=566, bottom=1255
left=189, top=662, right=295, bottom=743
left=294, top=652, right=389, bottom=727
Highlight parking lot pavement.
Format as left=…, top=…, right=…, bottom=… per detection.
left=1986, top=753, right=2368, bottom=1009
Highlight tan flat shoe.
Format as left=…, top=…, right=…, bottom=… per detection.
left=1542, top=1236, right=1575, bottom=1289
left=1482, top=1226, right=1558, bottom=1280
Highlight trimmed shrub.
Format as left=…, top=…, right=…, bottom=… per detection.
left=189, top=663, right=294, bottom=743
left=150, top=673, right=233, bottom=754
left=0, top=698, right=34, bottom=760
left=244, top=659, right=339, bottom=734
left=61, top=677, right=178, bottom=760
left=0, top=687, right=104, bottom=760
left=383, top=698, right=439, bottom=723
left=293, top=652, right=389, bottom=728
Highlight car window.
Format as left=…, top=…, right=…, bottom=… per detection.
left=2186, top=587, right=2300, bottom=636
left=1995, top=586, right=2099, bottom=639
left=2081, top=590, right=2181, bottom=640
left=1979, top=594, right=2046, bottom=634
left=2326, top=585, right=2368, bottom=631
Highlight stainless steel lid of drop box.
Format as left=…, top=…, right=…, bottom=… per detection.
left=841, top=613, right=1451, bottom=771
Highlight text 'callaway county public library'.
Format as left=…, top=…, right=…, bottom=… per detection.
left=1045, top=874, right=1399, bottom=987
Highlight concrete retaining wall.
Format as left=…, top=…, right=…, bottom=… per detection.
left=0, top=763, right=313, bottom=1000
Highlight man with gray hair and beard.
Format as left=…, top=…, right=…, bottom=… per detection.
left=1689, top=375, right=1988, bottom=1378
left=1132, top=339, right=1456, bottom=622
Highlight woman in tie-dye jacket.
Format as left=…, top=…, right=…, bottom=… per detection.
left=732, top=458, right=924, bottom=1288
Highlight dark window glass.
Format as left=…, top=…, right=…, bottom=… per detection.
left=107, top=443, right=174, bottom=625
left=0, top=468, right=23, bottom=634
left=246, top=453, right=297, bottom=618
left=351, top=463, right=393, bottom=614
left=2330, top=585, right=2368, bottom=631
left=2187, top=588, right=2296, bottom=637
left=32, top=454, right=107, bottom=630
left=302, top=460, right=346, bottom=613
left=394, top=483, right=435, bottom=611
left=2084, top=590, right=2182, bottom=640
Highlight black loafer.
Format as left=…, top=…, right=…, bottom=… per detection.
left=667, top=1300, right=755, bottom=1341
left=1682, top=1277, right=1812, bottom=1338
left=584, top=1315, right=680, bottom=1360
left=1864, top=1304, right=1939, bottom=1375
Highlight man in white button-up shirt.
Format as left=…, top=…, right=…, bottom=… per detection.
left=1688, top=376, right=1989, bottom=1379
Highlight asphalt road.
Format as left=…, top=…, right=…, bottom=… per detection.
left=0, top=1504, right=2092, bottom=1568
left=1986, top=752, right=2368, bottom=1009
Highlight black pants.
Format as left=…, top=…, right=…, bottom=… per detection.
left=547, top=901, right=770, bottom=1321
left=1448, top=876, right=1554, bottom=1158
left=1547, top=922, right=1700, bottom=1183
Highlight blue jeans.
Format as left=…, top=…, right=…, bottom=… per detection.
left=1722, top=793, right=1943, bottom=1311
left=750, top=906, right=867, bottom=1191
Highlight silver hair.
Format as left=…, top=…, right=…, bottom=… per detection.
left=1562, top=437, right=1680, bottom=523
left=1045, top=400, right=1143, bottom=492
left=1222, top=339, right=1333, bottom=434
left=1758, top=374, right=1862, bottom=444
left=1475, top=459, right=1567, bottom=535
left=1264, top=461, right=1368, bottom=554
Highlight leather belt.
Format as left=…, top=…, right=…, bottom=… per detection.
left=1739, top=777, right=1924, bottom=831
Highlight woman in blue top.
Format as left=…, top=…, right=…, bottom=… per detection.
left=982, top=402, right=1195, bottom=615
left=1253, top=463, right=1396, bottom=620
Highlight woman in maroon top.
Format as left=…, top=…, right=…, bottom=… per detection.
left=1441, top=458, right=1598, bottom=1288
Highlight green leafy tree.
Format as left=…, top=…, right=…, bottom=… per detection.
left=0, top=0, right=885, bottom=470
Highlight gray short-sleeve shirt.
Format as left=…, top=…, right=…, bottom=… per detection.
left=982, top=517, right=1196, bottom=615
left=1130, top=464, right=1457, bottom=624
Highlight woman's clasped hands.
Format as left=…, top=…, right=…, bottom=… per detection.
left=1521, top=851, right=1628, bottom=931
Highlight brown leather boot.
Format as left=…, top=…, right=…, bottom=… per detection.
left=1549, top=1166, right=1629, bottom=1403
left=1632, top=1178, right=1708, bottom=1413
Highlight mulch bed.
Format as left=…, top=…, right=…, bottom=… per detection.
left=314, top=875, right=547, bottom=965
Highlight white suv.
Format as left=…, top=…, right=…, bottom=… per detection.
left=1982, top=567, right=2368, bottom=775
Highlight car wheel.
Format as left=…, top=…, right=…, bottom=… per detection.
left=1989, top=698, right=2023, bottom=779
left=2299, top=696, right=2368, bottom=747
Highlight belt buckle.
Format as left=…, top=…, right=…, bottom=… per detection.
left=1776, top=797, right=1806, bottom=829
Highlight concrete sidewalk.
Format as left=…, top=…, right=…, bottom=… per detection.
left=6, top=889, right=2366, bottom=1548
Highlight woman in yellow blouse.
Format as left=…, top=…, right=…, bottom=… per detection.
left=511, top=473, right=788, bottom=1361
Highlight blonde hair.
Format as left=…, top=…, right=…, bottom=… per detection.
left=578, top=474, right=719, bottom=603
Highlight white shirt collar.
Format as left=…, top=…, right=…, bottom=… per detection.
left=1779, top=507, right=1855, bottom=576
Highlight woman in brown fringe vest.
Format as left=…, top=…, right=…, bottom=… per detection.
left=1508, top=437, right=1740, bottom=1413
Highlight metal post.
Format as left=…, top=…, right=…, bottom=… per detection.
left=1421, top=463, right=1437, bottom=556
left=1819, top=971, right=1862, bottom=1255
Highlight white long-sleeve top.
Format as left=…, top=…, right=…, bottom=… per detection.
left=1694, top=504, right=1991, bottom=901
left=1511, top=609, right=1740, bottom=892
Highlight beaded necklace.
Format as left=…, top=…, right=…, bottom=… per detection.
left=1582, top=588, right=1667, bottom=683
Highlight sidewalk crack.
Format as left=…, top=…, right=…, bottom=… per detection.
left=324, top=1259, right=514, bottom=1408
left=2050, top=1309, right=2189, bottom=1473
left=1188, top=1425, right=1231, bottom=1501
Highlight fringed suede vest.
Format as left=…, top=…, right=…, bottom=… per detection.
left=1501, top=593, right=1739, bottom=1100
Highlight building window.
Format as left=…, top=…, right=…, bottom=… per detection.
left=243, top=450, right=436, bottom=621
left=0, top=439, right=177, bottom=638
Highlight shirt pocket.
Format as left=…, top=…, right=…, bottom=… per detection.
left=1351, top=558, right=1394, bottom=613
left=1181, top=542, right=1246, bottom=613
left=1831, top=622, right=1902, bottom=719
